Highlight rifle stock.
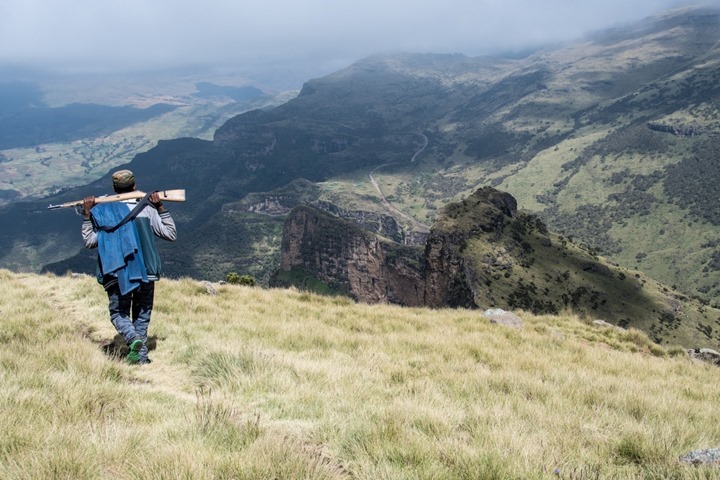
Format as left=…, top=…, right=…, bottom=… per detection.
left=47, top=189, right=186, bottom=210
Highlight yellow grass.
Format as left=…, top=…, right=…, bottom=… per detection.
left=1, top=269, right=719, bottom=479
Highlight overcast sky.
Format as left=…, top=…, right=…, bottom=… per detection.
left=1, top=0, right=718, bottom=82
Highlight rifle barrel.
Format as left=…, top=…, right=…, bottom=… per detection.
left=46, top=189, right=185, bottom=210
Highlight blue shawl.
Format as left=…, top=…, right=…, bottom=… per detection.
left=91, top=203, right=148, bottom=295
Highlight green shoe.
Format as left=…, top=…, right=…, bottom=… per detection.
left=127, top=338, right=143, bottom=364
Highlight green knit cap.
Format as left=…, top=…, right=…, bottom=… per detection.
left=112, top=169, right=135, bottom=189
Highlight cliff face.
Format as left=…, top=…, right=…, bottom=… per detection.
left=276, top=188, right=519, bottom=309
left=277, top=187, right=720, bottom=350
left=423, top=188, right=517, bottom=308
left=276, top=206, right=425, bottom=306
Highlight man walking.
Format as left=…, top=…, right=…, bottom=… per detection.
left=82, top=169, right=177, bottom=364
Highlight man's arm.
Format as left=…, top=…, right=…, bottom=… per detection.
left=81, top=196, right=98, bottom=248
left=148, top=192, right=177, bottom=241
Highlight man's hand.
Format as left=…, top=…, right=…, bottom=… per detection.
left=149, top=192, right=166, bottom=213
left=83, top=196, right=95, bottom=218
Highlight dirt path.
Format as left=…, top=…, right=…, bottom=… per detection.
left=368, top=134, right=430, bottom=231
left=410, top=134, right=428, bottom=162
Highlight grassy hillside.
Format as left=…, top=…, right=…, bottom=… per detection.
left=433, top=188, right=720, bottom=350
left=2, top=269, right=720, bottom=478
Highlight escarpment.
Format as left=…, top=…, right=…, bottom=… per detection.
left=275, top=205, right=425, bottom=306
left=275, top=187, right=720, bottom=350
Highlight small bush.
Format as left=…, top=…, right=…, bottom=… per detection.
left=226, top=272, right=256, bottom=286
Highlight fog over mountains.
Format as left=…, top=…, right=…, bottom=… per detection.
left=1, top=1, right=712, bottom=82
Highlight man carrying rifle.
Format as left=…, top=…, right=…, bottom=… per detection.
left=81, top=169, right=177, bottom=364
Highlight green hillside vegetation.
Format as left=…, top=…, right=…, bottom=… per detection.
left=268, top=184, right=720, bottom=349
left=2, top=269, right=720, bottom=478
left=430, top=188, right=720, bottom=352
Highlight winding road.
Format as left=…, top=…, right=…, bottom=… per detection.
left=368, top=133, right=430, bottom=231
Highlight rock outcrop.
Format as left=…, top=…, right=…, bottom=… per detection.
left=484, top=308, right=523, bottom=329
left=687, top=348, right=720, bottom=367
left=647, top=122, right=704, bottom=137
left=423, top=188, right=517, bottom=308
left=275, top=206, right=425, bottom=306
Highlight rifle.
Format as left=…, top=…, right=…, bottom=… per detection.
left=47, top=189, right=186, bottom=210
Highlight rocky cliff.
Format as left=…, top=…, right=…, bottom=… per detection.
left=423, top=188, right=518, bottom=308
left=274, top=205, right=425, bottom=306
left=277, top=187, right=720, bottom=350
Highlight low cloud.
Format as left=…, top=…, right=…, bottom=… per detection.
left=0, top=0, right=716, bottom=77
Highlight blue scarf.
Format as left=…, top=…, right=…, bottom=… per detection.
left=91, top=203, right=148, bottom=295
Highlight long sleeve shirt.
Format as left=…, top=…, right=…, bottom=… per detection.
left=82, top=200, right=177, bottom=283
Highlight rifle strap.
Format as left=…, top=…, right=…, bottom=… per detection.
left=93, top=193, right=152, bottom=233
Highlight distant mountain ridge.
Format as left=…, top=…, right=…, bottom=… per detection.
left=0, top=75, right=289, bottom=202
left=0, top=102, right=177, bottom=150
left=1, top=5, right=719, bottom=313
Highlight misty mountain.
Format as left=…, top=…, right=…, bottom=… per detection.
left=1, top=104, right=177, bottom=151
left=192, top=82, right=264, bottom=101
left=2, top=5, right=720, bottom=308
left=0, top=81, right=46, bottom=113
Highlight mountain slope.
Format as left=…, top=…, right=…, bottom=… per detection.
left=1, top=5, right=719, bottom=306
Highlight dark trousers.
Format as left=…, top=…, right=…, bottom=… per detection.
left=107, top=281, right=155, bottom=362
